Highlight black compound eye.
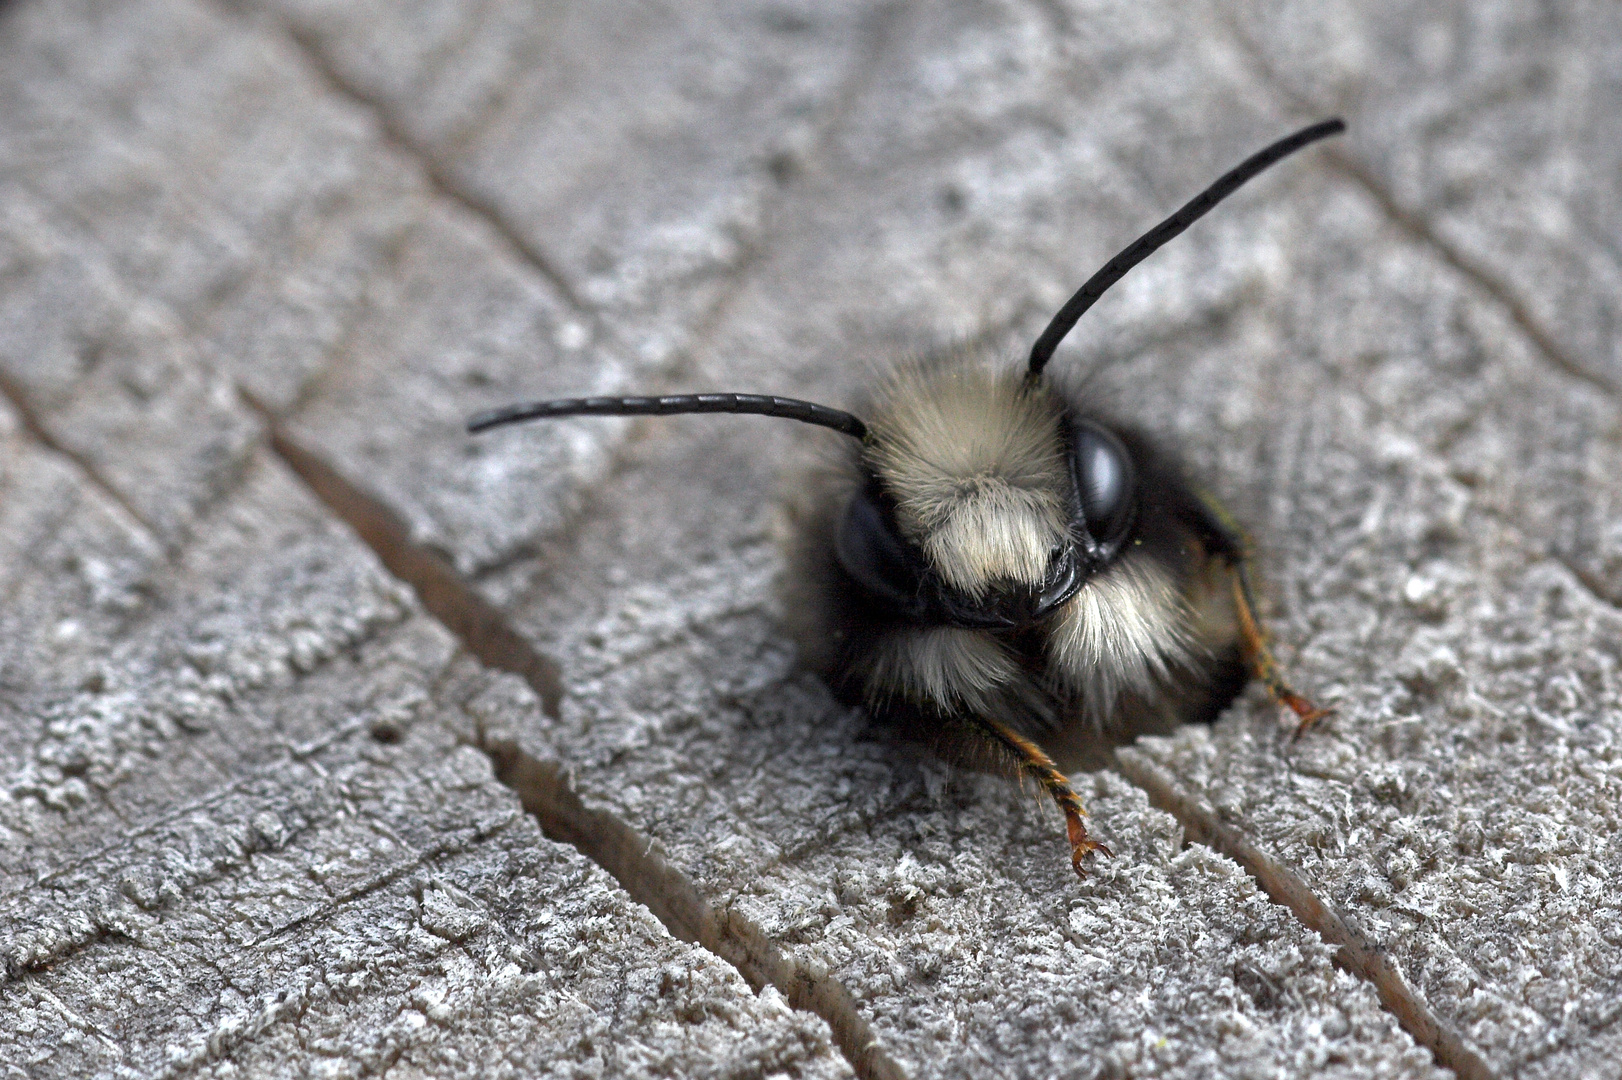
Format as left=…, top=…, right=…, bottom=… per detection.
left=1071, top=421, right=1136, bottom=550
left=834, top=485, right=924, bottom=611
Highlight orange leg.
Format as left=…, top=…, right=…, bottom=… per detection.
left=1229, top=562, right=1331, bottom=738
left=1189, top=490, right=1329, bottom=738
left=970, top=714, right=1112, bottom=877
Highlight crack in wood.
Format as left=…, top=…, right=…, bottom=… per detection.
left=703, top=0, right=909, bottom=352
left=1207, top=6, right=1618, bottom=405
left=1552, top=553, right=1622, bottom=611
left=253, top=817, right=513, bottom=947
left=1114, top=747, right=1499, bottom=1080
left=0, top=367, right=168, bottom=549
left=260, top=13, right=594, bottom=321
left=483, top=737, right=908, bottom=1080
left=244, top=393, right=565, bottom=718
left=1321, top=147, right=1620, bottom=404
left=253, top=401, right=908, bottom=1080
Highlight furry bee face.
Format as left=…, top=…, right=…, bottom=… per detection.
left=469, top=120, right=1342, bottom=877
left=844, top=362, right=1137, bottom=626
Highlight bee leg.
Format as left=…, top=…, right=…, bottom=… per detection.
left=966, top=713, right=1112, bottom=876
left=1228, top=560, right=1331, bottom=737
left=1186, top=492, right=1330, bottom=738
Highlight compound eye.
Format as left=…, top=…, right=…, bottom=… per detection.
left=835, top=486, right=923, bottom=610
left=1072, top=421, right=1136, bottom=549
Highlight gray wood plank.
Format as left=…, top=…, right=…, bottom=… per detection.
left=6, top=0, right=1619, bottom=1075
left=243, top=0, right=1460, bottom=1075
left=263, top=0, right=896, bottom=344
left=1229, top=0, right=1622, bottom=397
left=0, top=417, right=851, bottom=1077
left=0, top=403, right=163, bottom=709
left=1216, top=0, right=1622, bottom=627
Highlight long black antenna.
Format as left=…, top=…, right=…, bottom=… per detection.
left=1027, top=118, right=1345, bottom=379
left=468, top=393, right=869, bottom=441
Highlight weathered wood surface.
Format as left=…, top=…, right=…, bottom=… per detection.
left=2, top=0, right=1618, bottom=1077
left=0, top=414, right=851, bottom=1078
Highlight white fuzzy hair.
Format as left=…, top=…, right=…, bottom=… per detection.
left=866, top=626, right=1016, bottom=714
left=1045, top=553, right=1194, bottom=718
left=865, top=360, right=1069, bottom=598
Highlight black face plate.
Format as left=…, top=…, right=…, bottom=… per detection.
left=835, top=414, right=1138, bottom=631
left=833, top=482, right=930, bottom=619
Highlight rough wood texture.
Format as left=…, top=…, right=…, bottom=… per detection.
left=0, top=413, right=850, bottom=1078
left=2, top=0, right=1618, bottom=1076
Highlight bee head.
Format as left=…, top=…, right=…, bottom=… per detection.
left=836, top=359, right=1136, bottom=629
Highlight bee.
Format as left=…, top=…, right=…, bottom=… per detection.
left=470, top=119, right=1342, bottom=877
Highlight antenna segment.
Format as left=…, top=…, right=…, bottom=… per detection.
left=1027, top=118, right=1345, bottom=378
left=468, top=392, right=869, bottom=441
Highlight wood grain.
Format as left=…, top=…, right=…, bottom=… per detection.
left=4, top=0, right=1619, bottom=1076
